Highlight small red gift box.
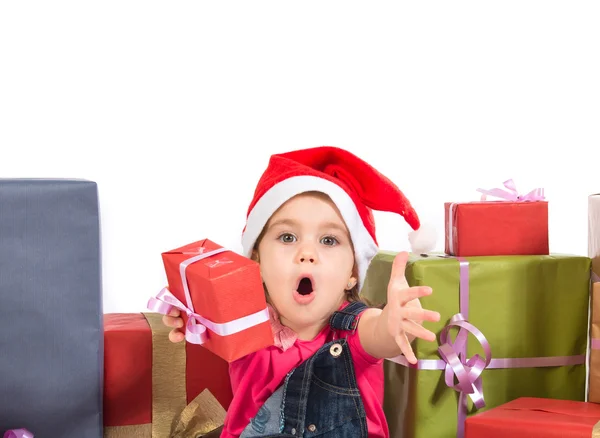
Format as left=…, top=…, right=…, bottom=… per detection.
left=150, top=238, right=274, bottom=362
left=445, top=180, right=548, bottom=256
left=465, top=397, right=600, bottom=438
left=103, top=313, right=232, bottom=436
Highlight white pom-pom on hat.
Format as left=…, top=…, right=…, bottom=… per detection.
left=408, top=222, right=437, bottom=254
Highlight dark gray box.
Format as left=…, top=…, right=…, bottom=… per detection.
left=0, top=179, right=103, bottom=437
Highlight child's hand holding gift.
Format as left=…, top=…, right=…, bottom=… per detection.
left=161, top=300, right=185, bottom=343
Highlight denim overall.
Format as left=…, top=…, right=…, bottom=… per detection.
left=239, top=301, right=369, bottom=438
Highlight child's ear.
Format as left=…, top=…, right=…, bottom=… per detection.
left=251, top=249, right=264, bottom=279
left=346, top=277, right=357, bottom=290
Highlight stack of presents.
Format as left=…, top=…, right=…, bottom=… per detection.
left=2, top=178, right=600, bottom=437
left=361, top=181, right=600, bottom=437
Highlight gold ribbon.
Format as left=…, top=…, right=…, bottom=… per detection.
left=593, top=419, right=600, bottom=438
left=104, top=424, right=152, bottom=438
left=104, top=312, right=225, bottom=438
left=170, top=389, right=226, bottom=438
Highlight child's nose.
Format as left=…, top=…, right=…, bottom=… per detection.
left=296, top=247, right=317, bottom=264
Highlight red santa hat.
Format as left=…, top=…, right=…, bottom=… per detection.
left=241, top=146, right=435, bottom=291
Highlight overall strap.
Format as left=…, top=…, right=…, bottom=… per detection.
left=329, top=301, right=369, bottom=331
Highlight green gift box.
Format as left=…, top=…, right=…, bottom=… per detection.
left=361, top=252, right=591, bottom=438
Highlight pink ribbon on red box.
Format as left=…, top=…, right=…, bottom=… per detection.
left=3, top=429, right=33, bottom=438
left=147, top=247, right=269, bottom=345
left=388, top=257, right=585, bottom=438
left=476, top=178, right=545, bottom=202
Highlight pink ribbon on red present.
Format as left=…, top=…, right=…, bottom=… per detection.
left=147, top=247, right=269, bottom=345
left=476, top=179, right=545, bottom=202
left=3, top=429, right=33, bottom=438
left=388, top=257, right=586, bottom=438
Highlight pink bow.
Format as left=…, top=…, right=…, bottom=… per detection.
left=476, top=179, right=545, bottom=202
left=268, top=305, right=297, bottom=351
left=148, top=287, right=211, bottom=344
left=437, top=313, right=492, bottom=410
left=4, top=430, right=33, bottom=438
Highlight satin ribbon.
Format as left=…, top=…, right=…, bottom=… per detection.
left=476, top=179, right=545, bottom=202
left=389, top=257, right=586, bottom=438
left=3, top=430, right=33, bottom=438
left=148, top=247, right=269, bottom=344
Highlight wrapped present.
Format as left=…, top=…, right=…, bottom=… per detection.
left=588, top=194, right=600, bottom=276
left=588, top=194, right=600, bottom=403
left=149, top=238, right=273, bottom=362
left=590, top=283, right=600, bottom=404
left=361, top=251, right=591, bottom=438
left=0, top=179, right=103, bottom=438
left=464, top=397, right=600, bottom=437
left=445, top=179, right=548, bottom=256
left=103, top=312, right=232, bottom=437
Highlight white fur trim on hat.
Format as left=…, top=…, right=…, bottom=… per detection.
left=241, top=175, right=379, bottom=292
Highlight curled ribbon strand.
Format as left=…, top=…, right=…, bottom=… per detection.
left=4, top=430, right=33, bottom=438
left=476, top=179, right=545, bottom=202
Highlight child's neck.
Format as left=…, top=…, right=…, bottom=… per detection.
left=279, top=298, right=348, bottom=341
left=283, top=318, right=328, bottom=341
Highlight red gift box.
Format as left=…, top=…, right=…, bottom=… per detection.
left=465, top=397, right=600, bottom=438
left=152, top=238, right=274, bottom=362
left=444, top=180, right=548, bottom=256
left=103, top=313, right=233, bottom=436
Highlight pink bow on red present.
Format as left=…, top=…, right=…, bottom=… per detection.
left=476, top=179, right=545, bottom=202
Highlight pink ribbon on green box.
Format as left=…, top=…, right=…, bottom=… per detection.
left=3, top=429, right=33, bottom=438
left=388, top=258, right=585, bottom=438
left=147, top=247, right=269, bottom=345
left=476, top=179, right=545, bottom=202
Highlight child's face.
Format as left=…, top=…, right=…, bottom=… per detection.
left=256, top=192, right=356, bottom=334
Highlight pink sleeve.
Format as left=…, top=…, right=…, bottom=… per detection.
left=228, top=352, right=255, bottom=393
left=347, top=311, right=384, bottom=367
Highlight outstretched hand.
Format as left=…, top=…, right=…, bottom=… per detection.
left=385, top=251, right=440, bottom=364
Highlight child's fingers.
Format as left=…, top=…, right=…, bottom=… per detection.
left=403, top=320, right=437, bottom=342
left=401, top=307, right=440, bottom=323
left=168, top=307, right=181, bottom=317
left=168, top=329, right=185, bottom=343
left=395, top=333, right=417, bottom=364
left=162, top=314, right=183, bottom=328
left=398, top=286, right=432, bottom=306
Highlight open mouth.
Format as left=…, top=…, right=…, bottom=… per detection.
left=296, top=276, right=314, bottom=295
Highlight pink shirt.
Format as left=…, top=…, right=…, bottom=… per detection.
left=221, top=306, right=389, bottom=437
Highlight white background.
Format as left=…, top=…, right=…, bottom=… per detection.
left=1, top=1, right=599, bottom=313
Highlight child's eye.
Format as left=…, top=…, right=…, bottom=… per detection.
left=320, top=236, right=339, bottom=246
left=278, top=233, right=296, bottom=243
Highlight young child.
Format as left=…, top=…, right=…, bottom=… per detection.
left=162, top=146, right=440, bottom=437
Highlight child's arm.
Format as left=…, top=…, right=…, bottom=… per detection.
left=357, top=251, right=440, bottom=363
